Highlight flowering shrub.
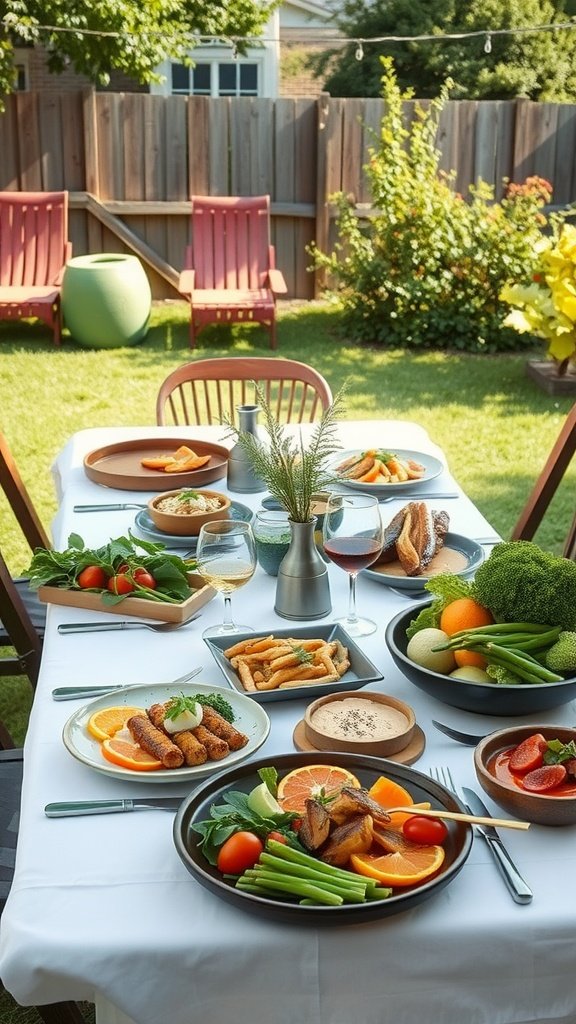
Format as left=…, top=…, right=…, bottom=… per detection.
left=310, top=58, right=553, bottom=353
left=501, top=223, right=576, bottom=374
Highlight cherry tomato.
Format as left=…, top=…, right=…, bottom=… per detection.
left=107, top=573, right=136, bottom=595
left=133, top=567, right=157, bottom=590
left=216, top=832, right=264, bottom=874
left=77, top=565, right=108, bottom=590
left=402, top=815, right=449, bottom=845
left=267, top=831, right=288, bottom=845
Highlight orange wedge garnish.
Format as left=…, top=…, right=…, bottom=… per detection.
left=164, top=454, right=211, bottom=472
left=277, top=764, right=360, bottom=813
left=87, top=706, right=145, bottom=742
left=101, top=737, right=162, bottom=771
left=141, top=456, right=177, bottom=470
left=350, top=845, right=445, bottom=887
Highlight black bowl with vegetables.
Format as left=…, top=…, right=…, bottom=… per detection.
left=385, top=603, right=576, bottom=716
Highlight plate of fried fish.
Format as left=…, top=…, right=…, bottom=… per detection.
left=329, top=448, right=444, bottom=494
left=62, top=682, right=270, bottom=783
left=363, top=501, right=484, bottom=591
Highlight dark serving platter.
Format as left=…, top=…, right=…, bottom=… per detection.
left=173, top=751, right=473, bottom=924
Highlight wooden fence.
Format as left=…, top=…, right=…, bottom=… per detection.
left=1, top=91, right=575, bottom=299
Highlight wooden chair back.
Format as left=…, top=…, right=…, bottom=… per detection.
left=0, top=431, right=51, bottom=551
left=511, top=402, right=576, bottom=559
left=0, top=190, right=72, bottom=345
left=156, top=357, right=333, bottom=427
left=0, top=549, right=43, bottom=690
left=179, top=195, right=287, bottom=349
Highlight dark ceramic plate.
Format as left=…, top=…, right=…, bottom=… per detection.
left=386, top=603, right=576, bottom=715
left=204, top=623, right=384, bottom=702
left=173, top=751, right=473, bottom=924
left=133, top=501, right=253, bottom=549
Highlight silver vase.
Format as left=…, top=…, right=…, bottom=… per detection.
left=274, top=517, right=332, bottom=620
left=226, top=404, right=267, bottom=493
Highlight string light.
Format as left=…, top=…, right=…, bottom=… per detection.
left=2, top=14, right=576, bottom=49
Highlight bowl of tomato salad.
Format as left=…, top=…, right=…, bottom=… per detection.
left=474, top=725, right=576, bottom=826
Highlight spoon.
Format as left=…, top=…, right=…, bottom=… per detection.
left=51, top=665, right=204, bottom=700
left=432, top=720, right=487, bottom=745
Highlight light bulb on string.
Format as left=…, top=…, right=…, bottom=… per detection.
left=355, top=41, right=364, bottom=62
left=484, top=33, right=492, bottom=54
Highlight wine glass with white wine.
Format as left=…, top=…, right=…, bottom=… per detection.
left=196, top=520, right=257, bottom=638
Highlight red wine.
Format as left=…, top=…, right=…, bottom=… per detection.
left=324, top=537, right=382, bottom=573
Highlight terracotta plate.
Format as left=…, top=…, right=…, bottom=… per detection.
left=84, top=438, right=229, bottom=491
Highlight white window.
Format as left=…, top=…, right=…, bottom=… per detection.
left=171, top=61, right=259, bottom=97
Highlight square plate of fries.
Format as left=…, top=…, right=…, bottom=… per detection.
left=204, top=624, right=384, bottom=702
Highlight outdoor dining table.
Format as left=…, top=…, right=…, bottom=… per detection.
left=1, top=420, right=575, bottom=1024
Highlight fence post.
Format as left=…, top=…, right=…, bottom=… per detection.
left=314, top=91, right=330, bottom=298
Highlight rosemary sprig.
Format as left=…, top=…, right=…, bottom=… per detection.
left=230, top=382, right=348, bottom=523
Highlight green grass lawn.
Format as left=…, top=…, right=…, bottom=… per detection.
left=0, top=299, right=574, bottom=1023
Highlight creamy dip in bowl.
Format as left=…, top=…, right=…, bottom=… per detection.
left=304, top=691, right=416, bottom=756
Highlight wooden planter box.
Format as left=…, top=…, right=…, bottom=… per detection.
left=38, top=572, right=216, bottom=624
left=526, top=360, right=576, bottom=396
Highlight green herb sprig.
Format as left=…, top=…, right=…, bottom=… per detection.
left=228, top=381, right=348, bottom=523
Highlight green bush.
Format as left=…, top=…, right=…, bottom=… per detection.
left=310, top=58, right=553, bottom=352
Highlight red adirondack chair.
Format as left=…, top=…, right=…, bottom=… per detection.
left=179, top=195, right=287, bottom=349
left=0, top=190, right=72, bottom=346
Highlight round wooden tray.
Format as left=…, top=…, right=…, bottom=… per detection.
left=83, top=437, right=229, bottom=491
left=293, top=719, right=426, bottom=765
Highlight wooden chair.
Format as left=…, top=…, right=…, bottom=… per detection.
left=0, top=191, right=72, bottom=346
left=156, top=357, right=333, bottom=427
left=511, top=401, right=576, bottom=559
left=0, top=431, right=49, bottom=690
left=178, top=195, right=287, bottom=349
left=0, top=747, right=88, bottom=1022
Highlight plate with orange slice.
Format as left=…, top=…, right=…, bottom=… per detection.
left=62, top=682, right=270, bottom=783
left=83, top=437, right=229, bottom=491
left=173, top=752, right=473, bottom=923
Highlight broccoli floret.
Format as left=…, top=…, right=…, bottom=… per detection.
left=472, top=541, right=576, bottom=631
left=545, top=632, right=576, bottom=673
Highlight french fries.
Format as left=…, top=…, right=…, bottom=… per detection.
left=223, top=634, right=351, bottom=692
left=336, top=449, right=425, bottom=485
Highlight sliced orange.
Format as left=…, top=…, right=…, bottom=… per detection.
left=164, top=454, right=211, bottom=472
left=368, top=775, right=431, bottom=826
left=277, top=764, right=360, bottom=813
left=101, top=737, right=163, bottom=771
left=87, top=706, right=146, bottom=742
left=141, top=456, right=177, bottom=470
left=350, top=845, right=445, bottom=887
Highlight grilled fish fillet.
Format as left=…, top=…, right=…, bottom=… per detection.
left=321, top=814, right=374, bottom=867
left=328, top=787, right=391, bottom=827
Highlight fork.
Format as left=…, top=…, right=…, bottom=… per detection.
left=430, top=766, right=533, bottom=903
left=58, top=617, right=199, bottom=634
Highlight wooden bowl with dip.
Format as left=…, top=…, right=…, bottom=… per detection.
left=304, top=691, right=416, bottom=757
left=148, top=489, right=231, bottom=536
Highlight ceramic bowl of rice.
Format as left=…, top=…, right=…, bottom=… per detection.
left=148, top=489, right=231, bottom=536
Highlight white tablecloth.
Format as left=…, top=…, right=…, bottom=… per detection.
left=1, top=422, right=575, bottom=1024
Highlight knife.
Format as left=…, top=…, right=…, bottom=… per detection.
left=52, top=664, right=203, bottom=700
left=74, top=503, right=146, bottom=512
left=461, top=787, right=533, bottom=904
left=262, top=491, right=459, bottom=510
left=45, top=798, right=184, bottom=817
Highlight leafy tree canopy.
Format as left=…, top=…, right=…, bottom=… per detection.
left=317, top=0, right=576, bottom=100
left=0, top=0, right=277, bottom=97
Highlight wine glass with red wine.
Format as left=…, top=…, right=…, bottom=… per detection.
left=322, top=492, right=384, bottom=637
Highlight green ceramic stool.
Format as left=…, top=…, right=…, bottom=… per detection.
left=62, top=254, right=151, bottom=348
